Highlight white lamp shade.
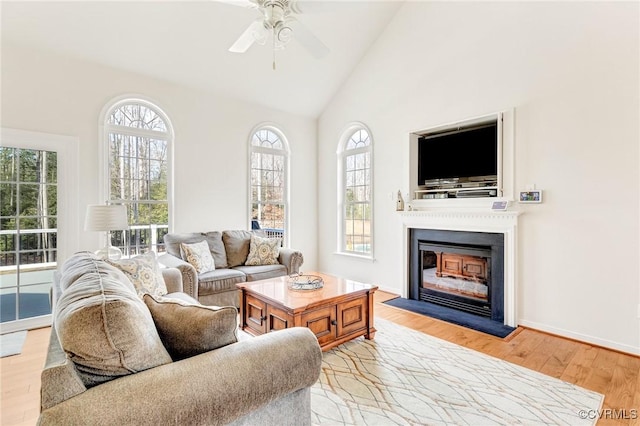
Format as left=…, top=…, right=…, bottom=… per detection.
left=84, top=204, right=129, bottom=231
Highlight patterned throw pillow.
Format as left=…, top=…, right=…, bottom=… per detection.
left=106, top=251, right=168, bottom=298
left=245, top=234, right=281, bottom=266
left=181, top=240, right=215, bottom=273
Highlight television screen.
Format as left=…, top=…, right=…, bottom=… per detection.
left=418, top=122, right=497, bottom=184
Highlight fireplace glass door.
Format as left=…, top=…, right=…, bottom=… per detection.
left=419, top=243, right=491, bottom=317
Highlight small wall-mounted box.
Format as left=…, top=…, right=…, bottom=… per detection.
left=519, top=190, right=542, bottom=203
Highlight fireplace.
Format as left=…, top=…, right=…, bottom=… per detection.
left=409, top=228, right=505, bottom=324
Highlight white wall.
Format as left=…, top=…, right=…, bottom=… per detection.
left=1, top=42, right=318, bottom=270
left=318, top=2, right=639, bottom=354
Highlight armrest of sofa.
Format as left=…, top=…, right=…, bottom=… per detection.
left=40, top=327, right=87, bottom=411
left=38, top=327, right=322, bottom=425
left=158, top=253, right=198, bottom=300
left=160, top=268, right=184, bottom=294
left=278, top=248, right=304, bottom=275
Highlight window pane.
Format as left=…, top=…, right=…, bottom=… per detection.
left=18, top=150, right=38, bottom=182
left=0, top=147, right=17, bottom=182
left=0, top=183, right=17, bottom=216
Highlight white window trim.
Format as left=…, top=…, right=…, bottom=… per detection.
left=0, top=128, right=79, bottom=333
left=247, top=123, right=291, bottom=247
left=336, top=122, right=374, bottom=260
left=98, top=95, right=175, bottom=247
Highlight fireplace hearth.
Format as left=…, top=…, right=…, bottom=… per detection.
left=410, top=228, right=505, bottom=324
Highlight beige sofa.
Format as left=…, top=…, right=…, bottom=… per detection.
left=38, top=252, right=322, bottom=425
left=159, top=230, right=304, bottom=307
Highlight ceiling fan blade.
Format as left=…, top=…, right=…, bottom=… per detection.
left=289, top=0, right=327, bottom=14
left=214, top=0, right=259, bottom=9
left=288, top=18, right=329, bottom=59
left=228, top=19, right=264, bottom=53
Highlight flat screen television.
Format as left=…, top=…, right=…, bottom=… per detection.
left=417, top=121, right=498, bottom=185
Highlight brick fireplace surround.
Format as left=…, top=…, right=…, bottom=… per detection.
left=400, top=210, right=520, bottom=327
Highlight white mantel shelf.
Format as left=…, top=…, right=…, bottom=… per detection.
left=399, top=209, right=520, bottom=232
left=399, top=208, right=520, bottom=327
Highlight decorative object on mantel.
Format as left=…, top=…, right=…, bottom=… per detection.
left=84, top=203, right=129, bottom=260
left=396, top=190, right=404, bottom=211
left=288, top=274, right=324, bottom=290
left=491, top=200, right=509, bottom=211
left=519, top=189, right=543, bottom=203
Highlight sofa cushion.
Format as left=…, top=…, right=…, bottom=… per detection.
left=164, top=232, right=229, bottom=269
left=197, top=269, right=246, bottom=296
left=143, top=294, right=238, bottom=360
left=233, top=264, right=288, bottom=282
left=202, top=231, right=229, bottom=268
left=245, top=234, right=281, bottom=266
left=164, top=232, right=203, bottom=258
left=55, top=252, right=172, bottom=388
left=222, top=230, right=253, bottom=267
left=106, top=251, right=168, bottom=297
left=181, top=240, right=216, bottom=273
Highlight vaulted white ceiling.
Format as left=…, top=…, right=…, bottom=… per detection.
left=1, top=1, right=403, bottom=117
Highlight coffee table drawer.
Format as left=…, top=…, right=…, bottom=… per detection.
left=267, top=305, right=294, bottom=332
left=245, top=294, right=267, bottom=335
left=300, top=306, right=336, bottom=347
left=337, top=297, right=367, bottom=337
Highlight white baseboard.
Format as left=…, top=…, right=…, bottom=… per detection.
left=518, top=319, right=639, bottom=356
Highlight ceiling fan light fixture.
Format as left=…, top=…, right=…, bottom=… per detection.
left=276, top=23, right=292, bottom=44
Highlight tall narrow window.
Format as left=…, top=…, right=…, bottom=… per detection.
left=0, top=147, right=57, bottom=325
left=338, top=126, right=373, bottom=256
left=249, top=127, right=289, bottom=244
left=104, top=100, right=172, bottom=255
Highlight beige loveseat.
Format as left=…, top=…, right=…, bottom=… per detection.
left=38, top=252, right=322, bottom=425
left=158, top=230, right=304, bottom=307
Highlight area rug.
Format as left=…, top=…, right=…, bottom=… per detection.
left=383, top=298, right=516, bottom=338
left=311, top=318, right=603, bottom=425
left=0, top=330, right=27, bottom=358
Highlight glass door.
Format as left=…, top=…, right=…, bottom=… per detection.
left=0, top=147, right=57, bottom=328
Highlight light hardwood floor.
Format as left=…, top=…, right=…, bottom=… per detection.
left=1, top=291, right=639, bottom=426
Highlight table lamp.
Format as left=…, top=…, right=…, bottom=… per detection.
left=84, top=204, right=129, bottom=260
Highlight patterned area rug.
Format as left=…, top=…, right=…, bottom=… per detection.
left=311, top=318, right=603, bottom=425
left=0, top=330, right=27, bottom=358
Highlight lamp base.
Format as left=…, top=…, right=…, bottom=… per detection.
left=95, top=245, right=123, bottom=261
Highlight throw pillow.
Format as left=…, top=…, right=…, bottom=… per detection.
left=245, top=234, right=281, bottom=266
left=180, top=240, right=215, bottom=273
left=106, top=251, right=168, bottom=298
left=202, top=231, right=229, bottom=268
left=222, top=230, right=253, bottom=267
left=143, top=294, right=238, bottom=361
left=55, top=252, right=172, bottom=388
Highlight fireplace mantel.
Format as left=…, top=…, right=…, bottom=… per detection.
left=400, top=209, right=520, bottom=327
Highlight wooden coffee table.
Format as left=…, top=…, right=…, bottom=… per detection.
left=236, top=272, right=377, bottom=351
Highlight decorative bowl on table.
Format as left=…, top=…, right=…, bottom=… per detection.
left=287, top=274, right=324, bottom=291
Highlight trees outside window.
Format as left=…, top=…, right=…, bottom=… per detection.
left=338, top=126, right=373, bottom=256
left=104, top=100, right=172, bottom=255
left=249, top=127, right=289, bottom=244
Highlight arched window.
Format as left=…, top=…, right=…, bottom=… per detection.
left=249, top=126, right=289, bottom=244
left=338, top=125, right=373, bottom=257
left=103, top=99, right=173, bottom=255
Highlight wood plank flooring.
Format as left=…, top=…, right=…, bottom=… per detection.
left=1, top=291, right=638, bottom=425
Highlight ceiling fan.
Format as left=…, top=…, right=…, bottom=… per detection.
left=223, top=0, right=329, bottom=68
